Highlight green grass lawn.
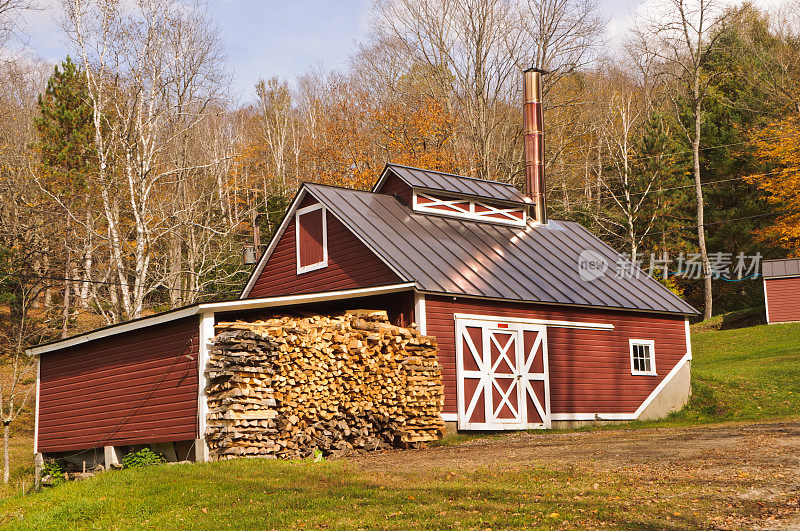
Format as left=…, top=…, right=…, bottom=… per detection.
left=670, top=321, right=800, bottom=424
left=0, top=453, right=786, bottom=530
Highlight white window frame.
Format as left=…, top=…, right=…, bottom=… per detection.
left=629, top=339, right=657, bottom=376
left=295, top=203, right=328, bottom=274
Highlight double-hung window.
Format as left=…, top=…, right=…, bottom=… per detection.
left=629, top=339, right=656, bottom=376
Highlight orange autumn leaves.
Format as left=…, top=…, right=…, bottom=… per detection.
left=306, top=80, right=458, bottom=189
left=751, top=117, right=800, bottom=255
left=374, top=92, right=457, bottom=174
left=238, top=74, right=458, bottom=197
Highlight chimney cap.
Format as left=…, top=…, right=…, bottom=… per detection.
left=524, top=66, right=549, bottom=74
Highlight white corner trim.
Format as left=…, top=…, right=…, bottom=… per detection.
left=632, top=352, right=692, bottom=418
left=197, top=312, right=215, bottom=444
left=629, top=339, right=657, bottom=376
left=452, top=313, right=614, bottom=331
left=684, top=317, right=693, bottom=361
left=763, top=278, right=771, bottom=324
left=28, top=283, right=418, bottom=356
left=295, top=203, right=328, bottom=274
left=33, top=357, right=40, bottom=454
left=414, top=292, right=427, bottom=335
left=441, top=413, right=457, bottom=422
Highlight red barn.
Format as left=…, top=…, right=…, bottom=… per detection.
left=763, top=258, right=800, bottom=324
left=29, top=69, right=696, bottom=467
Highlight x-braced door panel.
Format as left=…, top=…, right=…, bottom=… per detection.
left=456, top=317, right=550, bottom=430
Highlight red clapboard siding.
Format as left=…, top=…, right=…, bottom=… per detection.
left=765, top=277, right=800, bottom=323
left=37, top=317, right=199, bottom=453
left=247, top=199, right=402, bottom=299
left=424, top=295, right=688, bottom=415
left=376, top=172, right=413, bottom=206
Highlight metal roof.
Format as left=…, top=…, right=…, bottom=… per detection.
left=379, top=164, right=531, bottom=204
left=28, top=283, right=417, bottom=355
left=306, top=184, right=698, bottom=315
left=763, top=258, right=800, bottom=279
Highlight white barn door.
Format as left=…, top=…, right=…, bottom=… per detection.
left=455, top=316, right=550, bottom=430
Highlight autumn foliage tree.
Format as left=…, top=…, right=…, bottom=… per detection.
left=751, top=117, right=800, bottom=254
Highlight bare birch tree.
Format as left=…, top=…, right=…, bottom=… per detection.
left=634, top=0, right=732, bottom=319
left=587, top=67, right=659, bottom=258
left=0, top=59, right=50, bottom=484
left=61, top=0, right=232, bottom=320
left=369, top=0, right=604, bottom=182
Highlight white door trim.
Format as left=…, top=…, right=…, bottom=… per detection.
left=453, top=313, right=614, bottom=331
left=456, top=316, right=551, bottom=430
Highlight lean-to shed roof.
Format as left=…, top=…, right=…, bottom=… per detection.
left=763, top=258, right=800, bottom=279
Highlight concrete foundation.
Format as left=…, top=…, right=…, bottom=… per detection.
left=638, top=360, right=692, bottom=421
left=34, top=453, right=43, bottom=489
left=104, top=446, right=121, bottom=468
left=151, top=442, right=178, bottom=462
left=194, top=438, right=209, bottom=462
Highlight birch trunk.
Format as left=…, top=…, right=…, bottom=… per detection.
left=3, top=422, right=9, bottom=484
left=693, top=97, right=712, bottom=319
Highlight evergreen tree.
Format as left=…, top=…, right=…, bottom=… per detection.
left=34, top=56, right=96, bottom=179
left=695, top=8, right=780, bottom=311
left=33, top=56, right=97, bottom=335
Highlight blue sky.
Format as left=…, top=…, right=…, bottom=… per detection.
left=208, top=0, right=372, bottom=101
left=17, top=0, right=377, bottom=102
left=14, top=0, right=769, bottom=103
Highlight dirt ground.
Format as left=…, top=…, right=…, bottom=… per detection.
left=354, top=421, right=800, bottom=529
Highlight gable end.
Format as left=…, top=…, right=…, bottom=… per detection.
left=242, top=189, right=405, bottom=299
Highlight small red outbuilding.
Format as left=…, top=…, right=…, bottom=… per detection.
left=763, top=258, right=800, bottom=324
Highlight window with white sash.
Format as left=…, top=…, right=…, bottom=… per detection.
left=629, top=339, right=656, bottom=376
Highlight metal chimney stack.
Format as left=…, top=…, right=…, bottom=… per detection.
left=523, top=67, right=547, bottom=224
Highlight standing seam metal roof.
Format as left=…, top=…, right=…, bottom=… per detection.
left=305, top=184, right=698, bottom=315
left=381, top=164, right=531, bottom=204
left=763, top=258, right=800, bottom=279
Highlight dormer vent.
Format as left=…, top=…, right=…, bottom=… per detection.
left=412, top=190, right=527, bottom=227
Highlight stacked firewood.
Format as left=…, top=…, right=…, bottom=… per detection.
left=205, top=311, right=444, bottom=460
